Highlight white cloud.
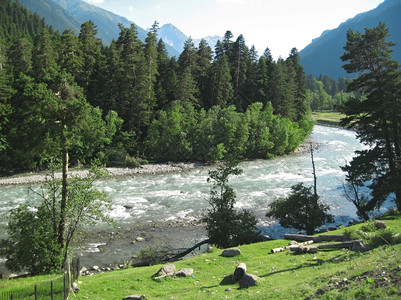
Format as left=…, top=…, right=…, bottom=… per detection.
left=216, top=0, right=260, bottom=4
left=129, top=6, right=134, bottom=12
left=85, top=0, right=105, bottom=3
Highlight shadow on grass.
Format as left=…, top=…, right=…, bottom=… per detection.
left=198, top=275, right=237, bottom=291
left=220, top=275, right=235, bottom=286
left=260, top=251, right=360, bottom=278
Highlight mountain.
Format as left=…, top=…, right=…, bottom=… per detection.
left=194, top=35, right=221, bottom=50
left=18, top=0, right=180, bottom=56
left=18, top=0, right=220, bottom=57
left=299, top=0, right=401, bottom=78
left=17, top=0, right=81, bottom=34
left=157, top=23, right=222, bottom=53
left=157, top=23, right=188, bottom=54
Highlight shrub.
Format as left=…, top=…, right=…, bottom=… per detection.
left=266, top=183, right=333, bottom=235
left=203, top=161, right=258, bottom=248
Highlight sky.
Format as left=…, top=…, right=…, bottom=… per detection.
left=83, top=0, right=385, bottom=59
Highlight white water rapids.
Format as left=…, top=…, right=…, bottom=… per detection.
left=0, top=125, right=394, bottom=271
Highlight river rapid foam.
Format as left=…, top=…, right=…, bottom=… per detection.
left=0, top=125, right=393, bottom=274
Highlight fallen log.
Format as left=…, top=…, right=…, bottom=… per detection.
left=233, top=263, right=247, bottom=281
left=270, top=240, right=313, bottom=254
left=169, top=239, right=210, bottom=261
left=290, top=240, right=362, bottom=253
left=284, top=234, right=350, bottom=243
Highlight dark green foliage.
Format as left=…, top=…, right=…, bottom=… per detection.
left=340, top=22, right=401, bottom=212
left=145, top=101, right=312, bottom=162
left=0, top=0, right=314, bottom=170
left=0, top=0, right=48, bottom=41
left=0, top=166, right=113, bottom=275
left=203, top=161, right=258, bottom=248
left=0, top=203, right=63, bottom=275
left=300, top=0, right=401, bottom=79
left=266, top=183, right=334, bottom=235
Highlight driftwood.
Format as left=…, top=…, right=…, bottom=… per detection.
left=270, top=240, right=314, bottom=254
left=169, top=239, right=210, bottom=261
left=233, top=263, right=247, bottom=281
left=284, top=234, right=350, bottom=243
left=290, top=240, right=363, bottom=253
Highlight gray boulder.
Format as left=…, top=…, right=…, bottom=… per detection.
left=374, top=220, right=386, bottom=229
left=175, top=268, right=194, bottom=277
left=239, top=273, right=258, bottom=289
left=351, top=240, right=372, bottom=252
left=233, top=263, right=247, bottom=281
left=154, top=264, right=176, bottom=279
left=221, top=248, right=241, bottom=257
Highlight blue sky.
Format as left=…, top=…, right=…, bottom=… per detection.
left=84, top=0, right=384, bottom=59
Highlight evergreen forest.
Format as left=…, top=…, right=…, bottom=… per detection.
left=1, top=0, right=325, bottom=171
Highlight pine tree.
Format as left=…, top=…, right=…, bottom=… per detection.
left=143, top=22, right=159, bottom=133
left=196, top=39, right=213, bottom=107
left=32, top=28, right=59, bottom=86
left=8, top=38, right=33, bottom=76
left=269, top=58, right=296, bottom=119
left=231, top=34, right=249, bottom=109
left=77, top=20, right=101, bottom=93
left=340, top=23, right=401, bottom=211
left=208, top=54, right=234, bottom=108
left=287, top=48, right=309, bottom=121
left=155, top=40, right=178, bottom=110
left=58, top=29, right=84, bottom=80
left=115, top=23, right=145, bottom=135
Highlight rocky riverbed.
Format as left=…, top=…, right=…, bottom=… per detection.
left=74, top=218, right=208, bottom=272
left=0, top=162, right=205, bottom=186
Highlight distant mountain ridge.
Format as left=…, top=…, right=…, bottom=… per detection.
left=18, top=0, right=180, bottom=56
left=17, top=0, right=81, bottom=34
left=18, top=0, right=399, bottom=78
left=299, top=0, right=401, bottom=78
left=17, top=0, right=221, bottom=57
left=157, top=23, right=221, bottom=53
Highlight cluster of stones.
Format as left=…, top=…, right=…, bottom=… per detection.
left=221, top=248, right=259, bottom=289
left=122, top=248, right=259, bottom=299
left=122, top=264, right=194, bottom=300
left=153, top=263, right=194, bottom=280
left=80, top=264, right=127, bottom=276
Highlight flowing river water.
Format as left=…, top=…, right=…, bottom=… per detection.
left=0, top=125, right=393, bottom=274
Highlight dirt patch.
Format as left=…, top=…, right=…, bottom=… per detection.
left=306, top=265, right=401, bottom=299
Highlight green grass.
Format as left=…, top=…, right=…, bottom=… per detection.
left=0, top=274, right=65, bottom=299
left=312, top=111, right=346, bottom=127
left=3, top=213, right=401, bottom=299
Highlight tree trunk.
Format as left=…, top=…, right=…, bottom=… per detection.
left=284, top=234, right=350, bottom=242
left=58, top=123, right=68, bottom=259
left=310, top=143, right=317, bottom=197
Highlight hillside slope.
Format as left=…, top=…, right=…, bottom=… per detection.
left=300, top=0, right=401, bottom=78
left=18, top=0, right=180, bottom=56
left=2, top=214, right=400, bottom=299
left=18, top=0, right=81, bottom=34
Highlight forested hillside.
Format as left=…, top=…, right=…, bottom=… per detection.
left=0, top=0, right=313, bottom=172
left=18, top=0, right=180, bottom=57
left=300, top=0, right=401, bottom=78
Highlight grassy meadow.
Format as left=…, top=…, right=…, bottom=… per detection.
left=2, top=213, right=400, bottom=299
left=312, top=111, right=346, bottom=127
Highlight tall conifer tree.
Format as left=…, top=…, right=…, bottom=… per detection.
left=340, top=22, right=401, bottom=211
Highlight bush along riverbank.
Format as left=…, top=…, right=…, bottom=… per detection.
left=2, top=212, right=400, bottom=299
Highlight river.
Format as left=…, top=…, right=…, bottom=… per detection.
left=0, top=125, right=393, bottom=274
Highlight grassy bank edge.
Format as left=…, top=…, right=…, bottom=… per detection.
left=2, top=213, right=400, bottom=299
left=312, top=111, right=346, bottom=128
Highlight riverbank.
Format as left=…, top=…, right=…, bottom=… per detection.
left=0, top=162, right=205, bottom=186
left=0, top=140, right=321, bottom=186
